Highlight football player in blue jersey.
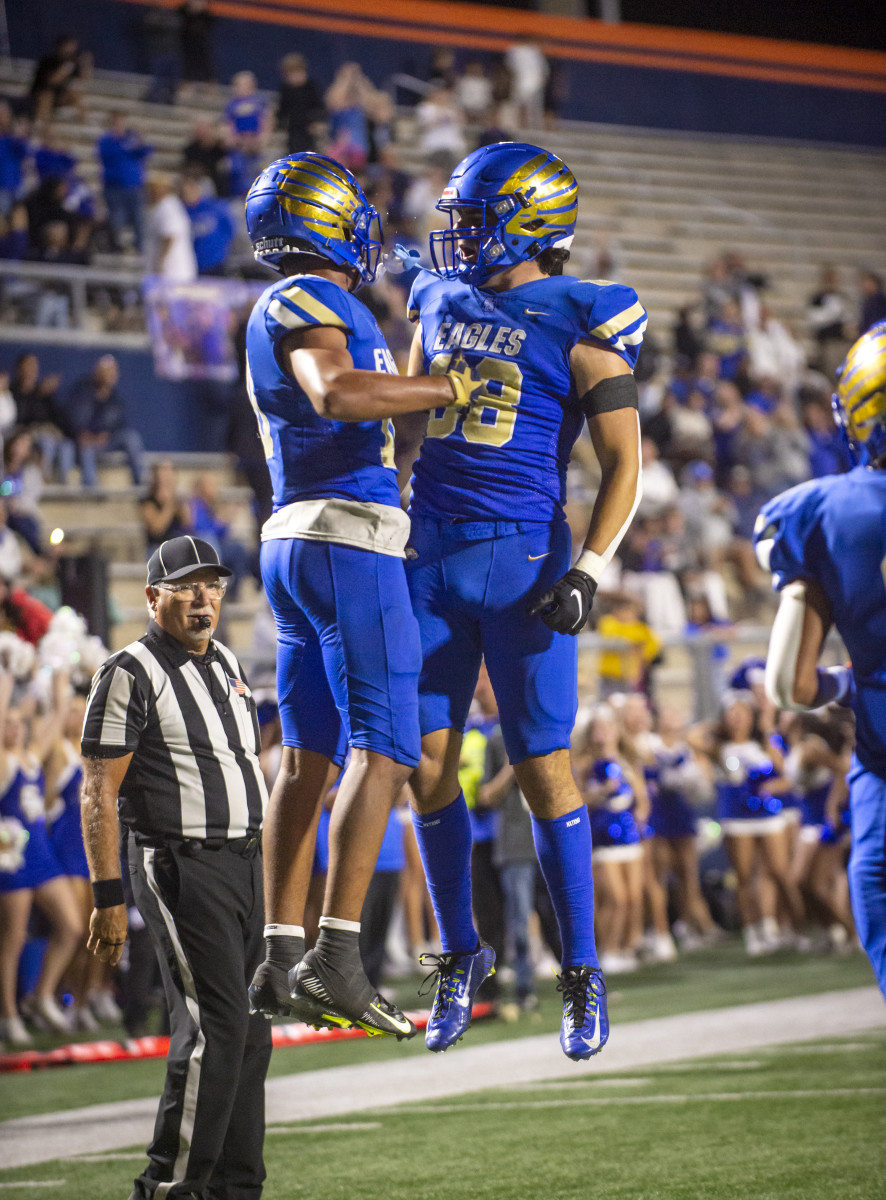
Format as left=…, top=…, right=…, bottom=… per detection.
left=242, top=153, right=479, bottom=1038
left=404, top=143, right=646, bottom=1060
left=754, top=320, right=886, bottom=998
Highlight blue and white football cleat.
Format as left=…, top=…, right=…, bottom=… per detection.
left=557, top=965, right=609, bottom=1061
left=419, top=943, right=496, bottom=1052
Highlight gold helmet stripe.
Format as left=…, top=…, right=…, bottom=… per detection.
left=836, top=326, right=886, bottom=446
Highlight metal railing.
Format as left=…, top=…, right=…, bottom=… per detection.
left=0, top=259, right=148, bottom=345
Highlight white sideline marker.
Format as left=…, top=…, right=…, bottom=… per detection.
left=384, top=1086, right=886, bottom=1114
left=0, top=1184, right=66, bottom=1190
left=69, top=1153, right=146, bottom=1163
left=267, top=1122, right=382, bottom=1134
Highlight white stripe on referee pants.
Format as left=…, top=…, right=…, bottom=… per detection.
left=143, top=846, right=205, bottom=1199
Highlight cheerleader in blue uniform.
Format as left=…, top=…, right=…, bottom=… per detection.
left=0, top=671, right=81, bottom=1045
left=690, top=689, right=806, bottom=955
left=648, top=705, right=720, bottom=947
left=779, top=712, right=855, bottom=948
left=615, top=693, right=676, bottom=962
left=575, top=705, right=647, bottom=974
left=45, top=688, right=120, bottom=1030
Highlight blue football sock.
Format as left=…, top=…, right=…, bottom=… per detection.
left=532, top=805, right=599, bottom=970
left=412, top=792, right=478, bottom=955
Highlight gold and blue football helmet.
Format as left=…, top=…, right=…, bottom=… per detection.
left=245, top=152, right=382, bottom=285
left=834, top=320, right=886, bottom=466
left=429, top=141, right=578, bottom=286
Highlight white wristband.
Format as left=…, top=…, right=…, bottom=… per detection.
left=574, top=549, right=607, bottom=584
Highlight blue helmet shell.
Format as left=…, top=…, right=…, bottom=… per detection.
left=245, top=152, right=383, bottom=285
left=833, top=319, right=886, bottom=466
left=429, top=142, right=578, bottom=286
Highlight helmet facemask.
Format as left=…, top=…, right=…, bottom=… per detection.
left=429, top=194, right=537, bottom=285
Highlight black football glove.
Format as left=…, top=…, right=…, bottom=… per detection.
left=528, top=567, right=597, bottom=636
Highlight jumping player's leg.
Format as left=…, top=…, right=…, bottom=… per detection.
left=250, top=540, right=348, bottom=1020
left=285, top=541, right=421, bottom=1038
left=405, top=524, right=495, bottom=1049
left=481, top=522, right=606, bottom=1059
left=406, top=520, right=485, bottom=954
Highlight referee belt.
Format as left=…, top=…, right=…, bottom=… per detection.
left=132, top=831, right=262, bottom=858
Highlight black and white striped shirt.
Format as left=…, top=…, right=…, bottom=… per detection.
left=81, top=621, right=267, bottom=840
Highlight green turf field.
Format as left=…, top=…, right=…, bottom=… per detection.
left=2, top=1031, right=883, bottom=1199
left=3, top=941, right=878, bottom=1122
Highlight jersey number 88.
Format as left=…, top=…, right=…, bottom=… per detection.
left=427, top=353, right=523, bottom=448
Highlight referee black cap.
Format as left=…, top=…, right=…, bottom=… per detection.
left=147, top=536, right=233, bottom=585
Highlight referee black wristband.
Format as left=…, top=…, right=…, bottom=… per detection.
left=92, top=878, right=126, bottom=909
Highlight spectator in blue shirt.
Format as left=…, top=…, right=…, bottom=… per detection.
left=706, top=299, right=748, bottom=383
left=188, top=471, right=251, bottom=594
left=181, top=176, right=234, bottom=275
left=97, top=111, right=153, bottom=251
left=0, top=102, right=30, bottom=217
left=803, top=395, right=850, bottom=478
left=227, top=132, right=263, bottom=198
left=0, top=204, right=28, bottom=260
left=63, top=355, right=144, bottom=487
left=224, top=71, right=268, bottom=141
left=34, top=134, right=77, bottom=183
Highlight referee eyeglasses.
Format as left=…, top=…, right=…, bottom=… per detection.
left=156, top=580, right=228, bottom=600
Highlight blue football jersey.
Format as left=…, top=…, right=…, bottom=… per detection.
left=407, top=271, right=646, bottom=522
left=755, top=466, right=886, bottom=775
left=245, top=274, right=400, bottom=511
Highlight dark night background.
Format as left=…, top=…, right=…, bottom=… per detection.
left=468, top=1, right=886, bottom=53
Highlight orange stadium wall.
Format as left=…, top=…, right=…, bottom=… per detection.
left=11, top=0, right=886, bottom=146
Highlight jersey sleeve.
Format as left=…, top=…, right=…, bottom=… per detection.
left=80, top=656, right=150, bottom=759
left=753, top=480, right=826, bottom=591
left=263, top=276, right=353, bottom=345
left=577, top=281, right=647, bottom=370
left=406, top=269, right=437, bottom=324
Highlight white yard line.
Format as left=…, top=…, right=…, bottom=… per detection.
left=0, top=1184, right=65, bottom=1190
left=376, top=1087, right=886, bottom=1114
left=266, top=1122, right=382, bottom=1134
left=1, top=986, right=883, bottom=1170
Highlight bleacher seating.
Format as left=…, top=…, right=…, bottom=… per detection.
left=3, top=54, right=884, bottom=681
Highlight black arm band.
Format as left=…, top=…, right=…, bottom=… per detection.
left=92, top=878, right=126, bottom=909
left=579, top=373, right=639, bottom=419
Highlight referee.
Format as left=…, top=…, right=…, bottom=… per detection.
left=80, top=535, right=271, bottom=1200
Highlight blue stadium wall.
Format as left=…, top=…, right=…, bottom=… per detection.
left=10, top=0, right=886, bottom=147
left=0, top=343, right=231, bottom=453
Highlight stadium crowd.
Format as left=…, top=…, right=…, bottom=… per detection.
left=0, top=33, right=879, bottom=1049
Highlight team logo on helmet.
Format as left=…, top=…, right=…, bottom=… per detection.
left=245, top=152, right=383, bottom=285
left=833, top=320, right=886, bottom=466
left=429, top=142, right=578, bottom=286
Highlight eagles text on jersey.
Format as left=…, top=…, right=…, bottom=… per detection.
left=407, top=270, right=646, bottom=522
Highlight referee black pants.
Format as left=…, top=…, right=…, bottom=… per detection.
left=128, top=832, right=272, bottom=1200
